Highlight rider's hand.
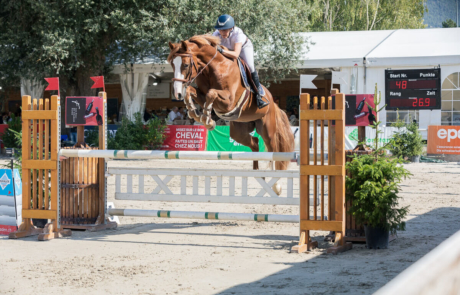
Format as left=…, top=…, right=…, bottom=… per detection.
left=217, top=46, right=224, bottom=54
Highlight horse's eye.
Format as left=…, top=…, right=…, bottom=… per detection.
left=184, top=64, right=189, bottom=68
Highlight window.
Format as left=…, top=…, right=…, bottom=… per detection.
left=441, top=72, right=460, bottom=126
left=386, top=110, right=419, bottom=126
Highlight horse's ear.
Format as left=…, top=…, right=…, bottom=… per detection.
left=180, top=41, right=188, bottom=51
left=168, top=41, right=176, bottom=50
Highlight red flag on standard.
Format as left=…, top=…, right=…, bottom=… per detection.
left=45, top=77, right=59, bottom=91
left=90, top=76, right=105, bottom=91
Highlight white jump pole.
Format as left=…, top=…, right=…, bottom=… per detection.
left=60, top=150, right=296, bottom=162
left=108, top=208, right=299, bottom=223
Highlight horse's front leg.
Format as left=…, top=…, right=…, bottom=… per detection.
left=184, top=86, right=204, bottom=122
left=201, top=89, right=232, bottom=131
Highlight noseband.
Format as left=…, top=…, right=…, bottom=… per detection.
left=171, top=46, right=218, bottom=87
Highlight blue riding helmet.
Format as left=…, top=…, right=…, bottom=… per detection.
left=214, top=14, right=235, bottom=30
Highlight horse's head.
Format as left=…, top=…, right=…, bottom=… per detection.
left=168, top=41, right=195, bottom=101
left=168, top=35, right=221, bottom=100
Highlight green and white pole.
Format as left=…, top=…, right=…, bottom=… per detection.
left=60, top=150, right=296, bottom=162
left=108, top=208, right=299, bottom=223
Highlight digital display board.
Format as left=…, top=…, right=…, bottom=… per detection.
left=385, top=68, right=441, bottom=110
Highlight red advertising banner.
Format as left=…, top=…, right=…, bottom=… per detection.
left=65, top=96, right=104, bottom=126
left=161, top=125, right=207, bottom=151
left=427, top=125, right=460, bottom=154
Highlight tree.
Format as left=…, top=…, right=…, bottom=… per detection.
left=0, top=0, right=313, bottom=118
left=442, top=18, right=457, bottom=28
left=307, top=0, right=427, bottom=31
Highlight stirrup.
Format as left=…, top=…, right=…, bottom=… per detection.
left=256, top=94, right=269, bottom=109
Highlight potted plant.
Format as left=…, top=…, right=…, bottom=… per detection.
left=388, top=114, right=424, bottom=163
left=346, top=84, right=410, bottom=249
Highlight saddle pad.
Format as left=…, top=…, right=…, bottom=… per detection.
left=238, top=58, right=255, bottom=94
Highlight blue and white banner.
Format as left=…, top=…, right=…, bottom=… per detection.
left=0, top=169, right=22, bottom=235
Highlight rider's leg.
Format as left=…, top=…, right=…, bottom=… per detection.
left=240, top=41, right=269, bottom=109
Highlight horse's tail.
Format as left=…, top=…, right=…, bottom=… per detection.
left=272, top=103, right=295, bottom=170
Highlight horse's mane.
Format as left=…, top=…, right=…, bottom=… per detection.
left=189, top=35, right=220, bottom=47
left=167, top=34, right=220, bottom=62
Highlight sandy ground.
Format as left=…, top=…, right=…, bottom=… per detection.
left=1, top=159, right=460, bottom=295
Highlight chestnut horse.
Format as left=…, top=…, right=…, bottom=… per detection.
left=168, top=35, right=293, bottom=171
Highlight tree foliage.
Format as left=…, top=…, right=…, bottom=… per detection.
left=307, top=0, right=427, bottom=31
left=442, top=18, right=457, bottom=28
left=0, top=0, right=313, bottom=93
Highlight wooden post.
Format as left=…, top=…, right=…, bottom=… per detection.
left=293, top=90, right=351, bottom=254
left=96, top=91, right=107, bottom=225
left=329, top=89, right=338, bottom=219
left=9, top=95, right=71, bottom=240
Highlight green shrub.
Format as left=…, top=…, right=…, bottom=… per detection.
left=1, top=115, right=22, bottom=148
left=346, top=154, right=410, bottom=234
left=388, top=118, right=424, bottom=159
left=108, top=113, right=166, bottom=150
left=84, top=128, right=99, bottom=147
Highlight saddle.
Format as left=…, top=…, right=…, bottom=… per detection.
left=214, top=57, right=265, bottom=121
left=237, top=58, right=262, bottom=95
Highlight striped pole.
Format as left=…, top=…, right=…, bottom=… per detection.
left=60, top=150, right=296, bottom=162
left=108, top=208, right=299, bottom=223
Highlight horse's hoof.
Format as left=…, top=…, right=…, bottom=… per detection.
left=272, top=183, right=282, bottom=196
left=206, top=120, right=216, bottom=131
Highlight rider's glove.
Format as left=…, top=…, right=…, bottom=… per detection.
left=217, top=46, right=224, bottom=54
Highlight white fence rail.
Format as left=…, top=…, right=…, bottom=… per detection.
left=375, top=229, right=460, bottom=295
left=108, top=168, right=325, bottom=206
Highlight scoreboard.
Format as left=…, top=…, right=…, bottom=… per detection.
left=385, top=68, right=441, bottom=110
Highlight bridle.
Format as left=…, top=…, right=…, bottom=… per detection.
left=171, top=46, right=218, bottom=87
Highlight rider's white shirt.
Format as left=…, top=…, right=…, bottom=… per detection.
left=212, top=26, right=247, bottom=51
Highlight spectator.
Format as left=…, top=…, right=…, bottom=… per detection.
left=176, top=107, right=184, bottom=120
left=292, top=108, right=299, bottom=119
left=144, top=108, right=152, bottom=122
left=14, top=107, right=21, bottom=118
left=167, top=106, right=178, bottom=124
left=2, top=112, right=10, bottom=123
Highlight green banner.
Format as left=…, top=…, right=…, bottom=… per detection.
left=206, top=126, right=266, bottom=152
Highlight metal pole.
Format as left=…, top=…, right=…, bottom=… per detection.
left=108, top=208, right=300, bottom=223
left=60, top=149, right=297, bottom=162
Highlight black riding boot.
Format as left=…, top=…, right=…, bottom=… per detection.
left=251, top=71, right=269, bottom=109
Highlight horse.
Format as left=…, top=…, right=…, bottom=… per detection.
left=168, top=35, right=294, bottom=172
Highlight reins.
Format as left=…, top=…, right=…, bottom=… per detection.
left=171, top=46, right=219, bottom=86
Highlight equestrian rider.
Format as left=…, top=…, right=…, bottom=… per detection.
left=212, top=14, right=269, bottom=109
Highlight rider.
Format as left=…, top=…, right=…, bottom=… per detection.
left=212, top=14, right=269, bottom=109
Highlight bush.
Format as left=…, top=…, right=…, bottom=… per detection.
left=108, top=113, right=166, bottom=150
left=84, top=128, right=99, bottom=147
left=2, top=115, right=22, bottom=148
left=388, top=116, right=423, bottom=159
left=346, top=154, right=410, bottom=234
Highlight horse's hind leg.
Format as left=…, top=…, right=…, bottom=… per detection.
left=229, top=121, right=260, bottom=170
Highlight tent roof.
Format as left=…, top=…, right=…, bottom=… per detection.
left=112, top=28, right=460, bottom=72
left=299, top=28, right=460, bottom=68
